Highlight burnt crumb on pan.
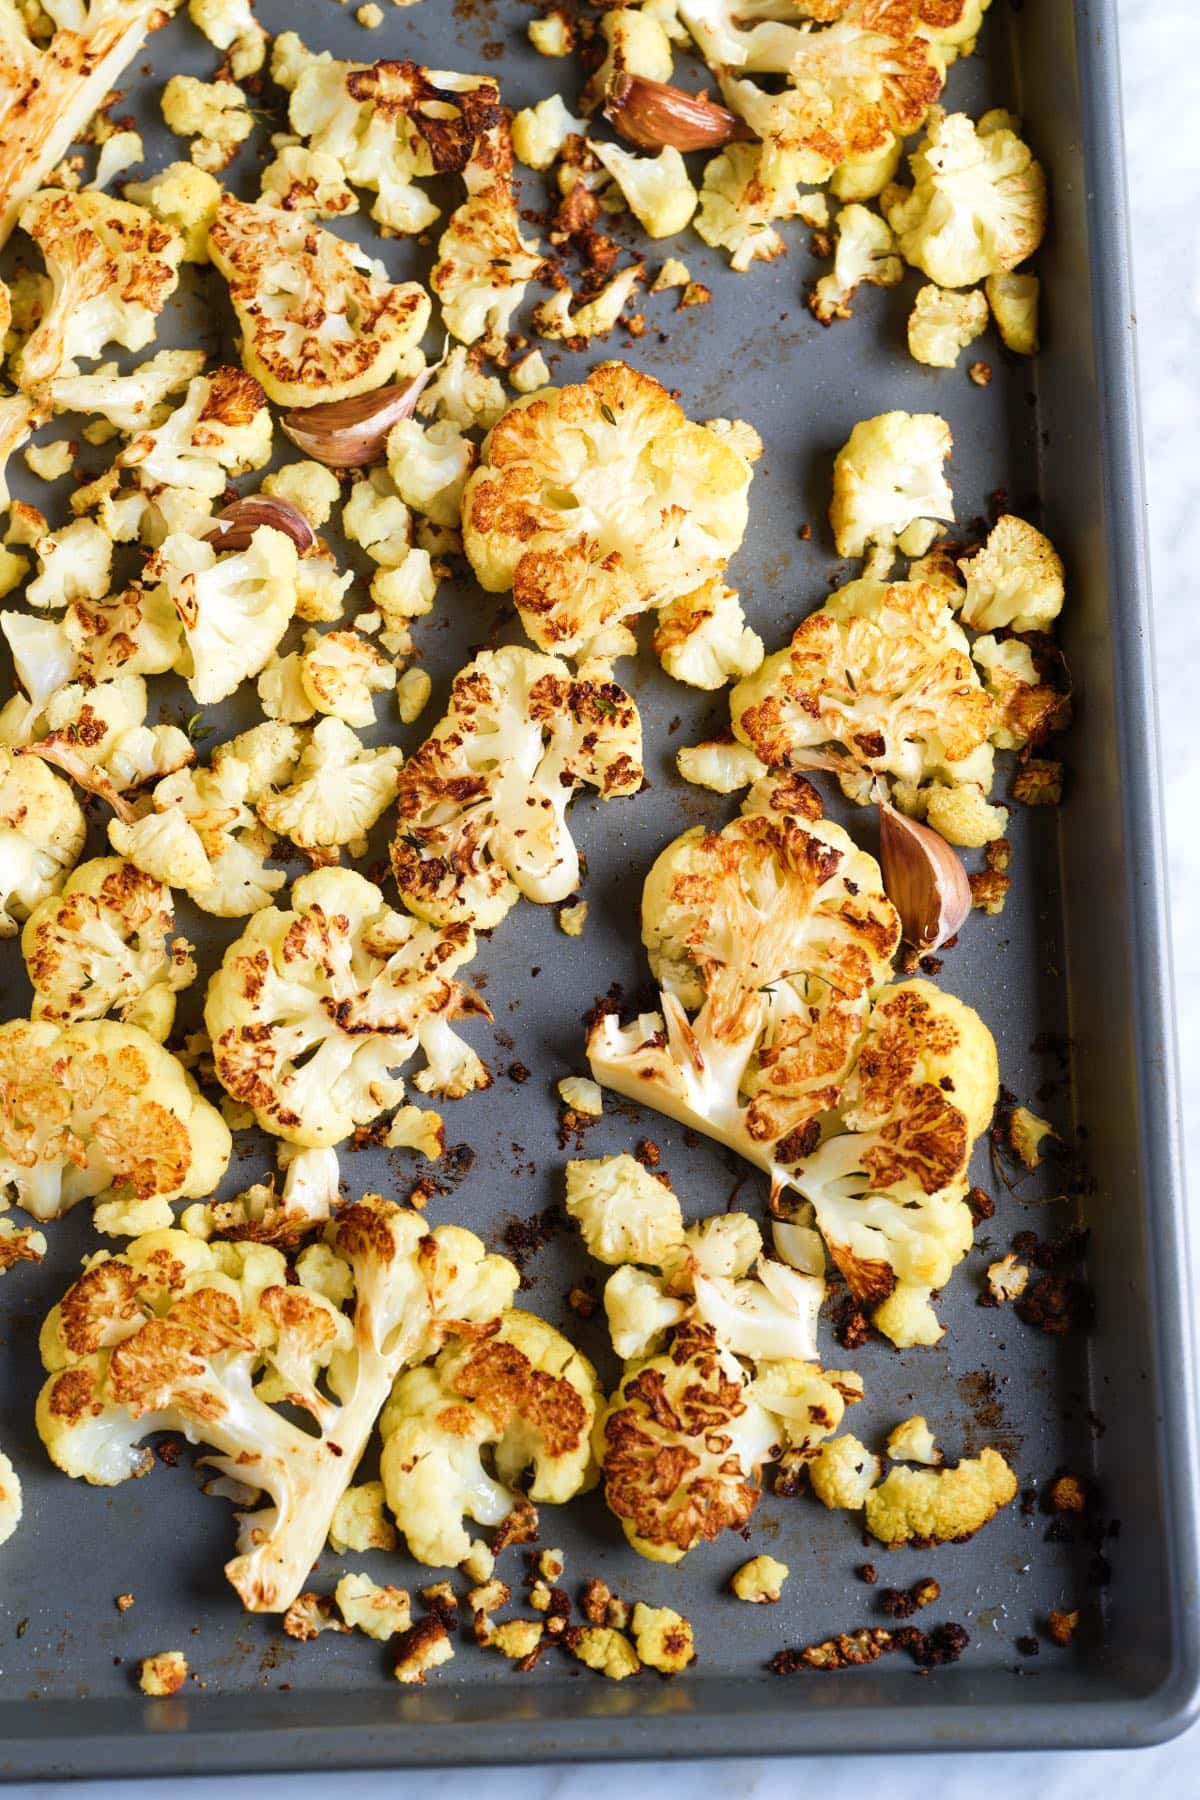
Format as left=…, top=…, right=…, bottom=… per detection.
left=566, top=1284, right=597, bottom=1318
left=1013, top=1225, right=1090, bottom=1270
left=635, top=1139, right=660, bottom=1167
left=1046, top=1609, right=1080, bottom=1646
left=770, top=1620, right=968, bottom=1674
left=832, top=1295, right=871, bottom=1350
left=1015, top=1635, right=1040, bottom=1657
left=558, top=1105, right=599, bottom=1151
left=1017, top=1273, right=1093, bottom=1334
left=501, top=1206, right=560, bottom=1284
left=857, top=1564, right=878, bottom=1585
left=579, top=1577, right=611, bottom=1625
left=493, top=1501, right=539, bottom=1551
left=1046, top=1472, right=1088, bottom=1514
left=508, top=1062, right=531, bottom=1084
left=880, top=1579, right=939, bottom=1619
left=968, top=1185, right=995, bottom=1225
left=582, top=984, right=624, bottom=1033
left=114, top=1593, right=135, bottom=1614
left=156, top=1439, right=182, bottom=1468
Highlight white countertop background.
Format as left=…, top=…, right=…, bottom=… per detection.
left=12, top=0, right=1200, bottom=1793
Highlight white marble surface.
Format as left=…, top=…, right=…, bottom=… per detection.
left=10, top=1, right=1199, bottom=1794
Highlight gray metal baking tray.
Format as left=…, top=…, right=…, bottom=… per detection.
left=0, top=0, right=1196, bottom=1774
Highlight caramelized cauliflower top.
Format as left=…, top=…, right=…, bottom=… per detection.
left=461, top=362, right=755, bottom=659
left=391, top=645, right=643, bottom=930
left=864, top=1444, right=1017, bottom=1544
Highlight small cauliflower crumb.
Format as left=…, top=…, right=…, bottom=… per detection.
left=558, top=901, right=588, bottom=937
left=565, top=1624, right=640, bottom=1680
left=807, top=1434, right=883, bottom=1510
left=115, top=1593, right=135, bottom=1614
left=336, top=1574, right=412, bottom=1641
left=678, top=281, right=711, bottom=309
left=969, top=360, right=993, bottom=387
left=886, top=1416, right=941, bottom=1466
left=483, top=1618, right=544, bottom=1661
left=676, top=738, right=765, bottom=794
left=987, top=1253, right=1030, bottom=1303
left=537, top=1548, right=565, bottom=1582
left=467, top=1578, right=509, bottom=1615
left=24, top=439, right=73, bottom=481
left=356, top=2, right=383, bottom=23
left=529, top=9, right=572, bottom=55
left=1047, top=1608, right=1080, bottom=1646
left=138, top=1651, right=187, bottom=1696
left=393, top=1617, right=454, bottom=1684
left=558, top=1075, right=602, bottom=1115
left=510, top=349, right=550, bottom=394
left=396, top=666, right=432, bottom=726
left=1009, top=1106, right=1056, bottom=1169
left=908, top=285, right=989, bottom=368
left=282, top=1592, right=350, bottom=1640
left=631, top=1601, right=694, bottom=1672
left=650, top=257, right=690, bottom=292
left=328, top=1480, right=397, bottom=1554
left=460, top=1538, right=495, bottom=1584
left=262, top=461, right=341, bottom=530
left=731, top=1554, right=789, bottom=1604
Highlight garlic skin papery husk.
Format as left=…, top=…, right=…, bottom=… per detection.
left=877, top=799, right=972, bottom=953
left=604, top=74, right=752, bottom=152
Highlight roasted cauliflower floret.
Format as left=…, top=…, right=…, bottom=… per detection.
left=589, top=141, right=698, bottom=238
left=36, top=1197, right=518, bottom=1611
left=205, top=866, right=490, bottom=1148
left=809, top=204, right=902, bottom=324
left=46, top=347, right=205, bottom=433
left=263, top=627, right=397, bottom=729
left=256, top=717, right=402, bottom=855
left=972, top=635, right=1068, bottom=752
left=23, top=517, right=113, bottom=613
left=108, top=752, right=285, bottom=919
left=0, top=1448, right=21, bottom=1545
left=864, top=1445, right=1017, bottom=1545
left=531, top=265, right=645, bottom=348
left=209, top=195, right=431, bottom=407
left=511, top=93, right=587, bottom=171
left=116, top=366, right=272, bottom=500
left=986, top=270, right=1038, bottom=354
left=695, top=144, right=808, bottom=272
left=730, top=1553, right=789, bottom=1603
left=653, top=580, right=764, bottom=690
left=907, top=283, right=989, bottom=366
left=882, top=110, right=1048, bottom=289
left=16, top=188, right=182, bottom=389
left=188, top=0, right=266, bottom=79
left=807, top=1432, right=882, bottom=1509
left=431, top=100, right=543, bottom=345
left=0, top=747, right=86, bottom=935
left=583, top=5, right=673, bottom=112
left=957, top=514, right=1065, bottom=632
left=0, top=1017, right=230, bottom=1228
left=417, top=345, right=507, bottom=434
left=829, top=411, right=955, bottom=559
left=462, top=363, right=755, bottom=658
left=149, top=525, right=299, bottom=706
left=565, top=1153, right=686, bottom=1268
left=123, top=163, right=222, bottom=263
left=380, top=1309, right=601, bottom=1567
left=21, top=857, right=195, bottom=1041
left=386, top=416, right=475, bottom=529
left=730, top=577, right=993, bottom=807
left=161, top=73, right=252, bottom=173
left=391, top=646, right=642, bottom=930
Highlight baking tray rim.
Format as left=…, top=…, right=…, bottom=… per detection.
left=2, top=0, right=1199, bottom=1775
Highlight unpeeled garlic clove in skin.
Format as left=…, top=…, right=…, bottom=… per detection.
left=203, top=496, right=315, bottom=555
left=604, top=73, right=753, bottom=152
left=280, top=366, right=438, bottom=469
left=878, top=800, right=972, bottom=953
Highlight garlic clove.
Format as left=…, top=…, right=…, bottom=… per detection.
left=203, top=496, right=315, bottom=555
left=604, top=74, right=754, bottom=153
left=280, top=366, right=438, bottom=469
left=878, top=799, right=972, bottom=953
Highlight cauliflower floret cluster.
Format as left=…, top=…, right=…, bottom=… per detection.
left=188, top=0, right=266, bottom=80
left=0, top=747, right=86, bottom=936
left=148, top=525, right=299, bottom=706
left=907, top=282, right=989, bottom=365
left=462, top=362, right=755, bottom=659
left=652, top=579, right=764, bottom=690
left=36, top=1197, right=519, bottom=1610
left=209, top=195, right=431, bottom=406
left=123, top=163, right=221, bottom=263
left=829, top=410, right=955, bottom=559
left=16, top=188, right=183, bottom=389
left=809, top=204, right=902, bottom=324
left=380, top=1309, right=601, bottom=1567
left=160, top=74, right=253, bottom=174
left=21, top=856, right=195, bottom=1042
left=205, top=866, right=491, bottom=1147
left=695, top=144, right=813, bottom=273
left=957, top=513, right=1064, bottom=632
left=0, top=1017, right=230, bottom=1231
left=808, top=1436, right=1017, bottom=1544
left=391, top=645, right=642, bottom=930
left=116, top=366, right=273, bottom=504
left=46, top=347, right=206, bottom=433
left=882, top=108, right=1047, bottom=288
left=431, top=97, right=543, bottom=345
left=256, top=717, right=402, bottom=856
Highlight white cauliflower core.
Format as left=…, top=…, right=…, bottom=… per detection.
left=36, top=1198, right=519, bottom=1611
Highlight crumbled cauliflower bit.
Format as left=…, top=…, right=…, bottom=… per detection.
left=986, top=1252, right=1029, bottom=1303
left=138, top=1651, right=187, bottom=1696
left=986, top=271, right=1039, bottom=355
left=26, top=517, right=112, bottom=611
left=512, top=94, right=587, bottom=170
left=151, top=525, right=298, bottom=707
left=871, top=1283, right=943, bottom=1348
left=566, top=1625, right=640, bottom=1680
left=865, top=1446, right=1018, bottom=1546
left=484, top=1618, right=544, bottom=1661
left=329, top=1480, right=398, bottom=1554
left=344, top=473, right=412, bottom=567
left=583, top=7, right=672, bottom=112
left=1009, top=1105, right=1056, bottom=1170
left=118, top=365, right=273, bottom=501
left=24, top=439, right=73, bottom=481
left=558, top=901, right=588, bottom=937
left=382, top=1105, right=444, bottom=1160
left=908, top=284, right=989, bottom=367
left=0, top=1218, right=48, bottom=1278
left=161, top=75, right=253, bottom=174
left=418, top=346, right=507, bottom=434
left=957, top=515, right=1064, bottom=632
left=189, top=0, right=266, bottom=78
left=603, top=1264, right=686, bottom=1361
left=370, top=547, right=438, bottom=655
left=387, top=417, right=475, bottom=529
left=259, top=145, right=358, bottom=219
left=298, top=628, right=397, bottom=729
left=651, top=257, right=691, bottom=292
left=566, top=1153, right=685, bottom=1267
left=124, top=164, right=222, bottom=263
left=676, top=738, right=765, bottom=793
left=589, top=142, right=697, bottom=239
left=886, top=1415, right=940, bottom=1465
left=696, top=144, right=804, bottom=272
left=831, top=137, right=903, bottom=203
left=380, top=1310, right=600, bottom=1567
left=256, top=717, right=402, bottom=854
left=356, top=2, right=383, bottom=23
left=393, top=1617, right=454, bottom=1683
left=897, top=517, right=941, bottom=559
left=262, top=462, right=341, bottom=530
left=461, top=1539, right=495, bottom=1585
left=806, top=1434, right=882, bottom=1511
left=533, top=265, right=644, bottom=345
left=396, top=667, right=432, bottom=726
left=529, top=10, right=572, bottom=55
left=336, top=1573, right=411, bottom=1639
left=468, top=1578, right=508, bottom=1615
left=559, top=1076, right=603, bottom=1116
left=810, top=205, right=902, bottom=324
left=654, top=580, right=764, bottom=690
left=830, top=412, right=955, bottom=558
left=282, top=1592, right=348, bottom=1640
left=631, top=1602, right=694, bottom=1672
left=921, top=781, right=1007, bottom=847
left=510, top=350, right=550, bottom=394
left=883, top=110, right=1048, bottom=290
left=0, top=1448, right=22, bottom=1545
left=730, top=1554, right=789, bottom=1603
left=296, top=554, right=353, bottom=626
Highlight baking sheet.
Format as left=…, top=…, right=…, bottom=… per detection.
left=0, top=0, right=1196, bottom=1772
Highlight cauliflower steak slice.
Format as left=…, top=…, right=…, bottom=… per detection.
left=35, top=1197, right=519, bottom=1610
left=461, top=363, right=755, bottom=660
left=391, top=645, right=643, bottom=929
left=205, top=866, right=491, bottom=1148
left=380, top=1308, right=602, bottom=1566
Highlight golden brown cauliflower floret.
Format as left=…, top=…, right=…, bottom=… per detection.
left=461, top=362, right=755, bottom=661
left=431, top=94, right=543, bottom=345
left=138, top=1651, right=188, bottom=1696
left=209, top=195, right=431, bottom=407
left=565, top=1624, right=641, bottom=1680
left=0, top=747, right=86, bottom=935
left=957, top=514, right=1065, bottom=633
left=631, top=1601, right=695, bottom=1671
left=730, top=1553, right=789, bottom=1603
left=807, top=1432, right=883, bottom=1509
left=329, top=1480, right=398, bottom=1554
left=391, top=645, right=643, bottom=931
left=392, top=1616, right=455, bottom=1683
left=886, top=1414, right=941, bottom=1465
left=829, top=411, right=955, bottom=560
left=864, top=1445, right=1018, bottom=1545
left=882, top=109, right=1047, bottom=289
left=907, top=284, right=989, bottom=367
